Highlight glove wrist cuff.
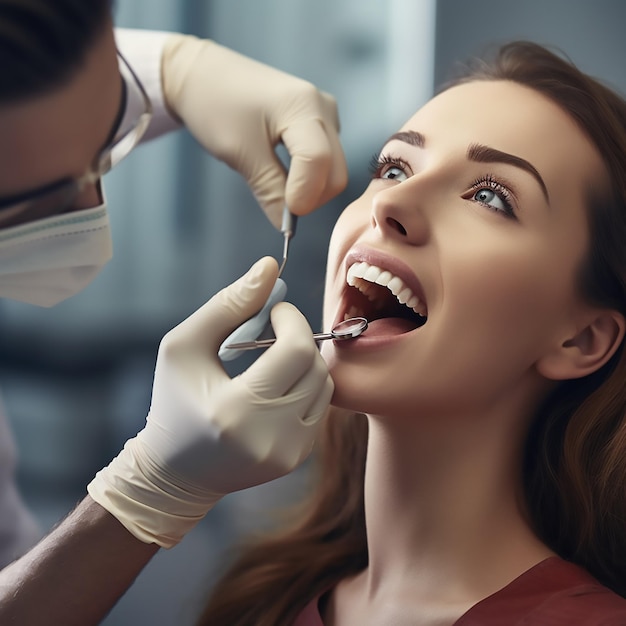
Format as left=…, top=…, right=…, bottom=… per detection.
left=87, top=439, right=222, bottom=548
left=162, top=33, right=220, bottom=115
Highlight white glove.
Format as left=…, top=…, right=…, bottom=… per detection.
left=88, top=257, right=333, bottom=548
left=161, top=34, right=348, bottom=229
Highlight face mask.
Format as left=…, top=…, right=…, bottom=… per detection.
left=0, top=201, right=112, bottom=307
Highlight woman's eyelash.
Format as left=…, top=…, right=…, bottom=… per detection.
left=469, top=174, right=516, bottom=217
left=367, top=157, right=517, bottom=218
left=368, top=153, right=409, bottom=179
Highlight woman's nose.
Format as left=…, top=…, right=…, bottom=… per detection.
left=370, top=180, right=429, bottom=245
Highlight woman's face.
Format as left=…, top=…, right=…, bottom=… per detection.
left=322, top=80, right=609, bottom=419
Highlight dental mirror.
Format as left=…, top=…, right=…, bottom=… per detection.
left=224, top=317, right=368, bottom=351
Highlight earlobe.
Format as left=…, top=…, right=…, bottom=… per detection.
left=537, top=309, right=625, bottom=381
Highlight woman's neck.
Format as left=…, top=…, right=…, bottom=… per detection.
left=351, top=401, right=555, bottom=621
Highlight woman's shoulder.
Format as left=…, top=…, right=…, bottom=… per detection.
left=293, top=558, right=626, bottom=626
left=460, top=556, right=626, bottom=625
left=536, top=560, right=626, bottom=624
left=292, top=596, right=324, bottom=626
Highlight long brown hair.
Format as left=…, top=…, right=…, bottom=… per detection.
left=197, top=42, right=626, bottom=624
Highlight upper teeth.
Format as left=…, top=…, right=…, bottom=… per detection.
left=346, top=261, right=427, bottom=317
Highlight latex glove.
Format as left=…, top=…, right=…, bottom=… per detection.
left=161, top=34, right=348, bottom=229
left=87, top=257, right=333, bottom=548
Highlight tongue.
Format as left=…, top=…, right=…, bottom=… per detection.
left=364, top=317, right=417, bottom=336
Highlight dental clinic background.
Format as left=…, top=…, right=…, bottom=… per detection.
left=0, top=1, right=623, bottom=624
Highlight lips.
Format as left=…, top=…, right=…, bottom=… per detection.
left=337, top=248, right=428, bottom=337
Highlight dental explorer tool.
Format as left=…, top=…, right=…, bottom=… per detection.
left=224, top=317, right=368, bottom=351
left=278, top=206, right=298, bottom=277
left=218, top=206, right=297, bottom=361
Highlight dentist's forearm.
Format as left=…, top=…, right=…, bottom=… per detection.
left=0, top=496, right=159, bottom=626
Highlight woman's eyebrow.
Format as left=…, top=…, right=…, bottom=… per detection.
left=383, top=130, right=426, bottom=148
left=382, top=132, right=550, bottom=205
left=467, top=143, right=550, bottom=204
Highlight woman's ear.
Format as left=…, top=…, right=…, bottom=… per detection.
left=536, top=308, right=625, bottom=381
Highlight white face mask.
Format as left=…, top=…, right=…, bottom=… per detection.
left=0, top=201, right=112, bottom=307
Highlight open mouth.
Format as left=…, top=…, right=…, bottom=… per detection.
left=340, top=261, right=428, bottom=335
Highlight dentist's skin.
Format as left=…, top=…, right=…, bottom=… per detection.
left=0, top=7, right=343, bottom=624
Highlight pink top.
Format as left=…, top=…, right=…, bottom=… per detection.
left=292, top=557, right=626, bottom=625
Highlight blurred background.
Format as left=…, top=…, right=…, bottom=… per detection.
left=1, top=0, right=625, bottom=623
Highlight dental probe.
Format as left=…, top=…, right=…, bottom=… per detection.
left=278, top=206, right=298, bottom=277
left=218, top=206, right=296, bottom=361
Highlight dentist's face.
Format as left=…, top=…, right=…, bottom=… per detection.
left=0, top=18, right=121, bottom=228
left=321, top=80, right=608, bottom=419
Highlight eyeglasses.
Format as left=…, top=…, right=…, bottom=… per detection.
left=0, top=51, right=153, bottom=228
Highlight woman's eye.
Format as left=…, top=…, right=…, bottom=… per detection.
left=473, top=187, right=507, bottom=211
left=468, top=176, right=516, bottom=219
left=368, top=154, right=411, bottom=182
left=381, top=165, right=408, bottom=182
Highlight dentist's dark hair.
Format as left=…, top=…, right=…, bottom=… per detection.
left=196, top=42, right=626, bottom=625
left=0, top=0, right=112, bottom=103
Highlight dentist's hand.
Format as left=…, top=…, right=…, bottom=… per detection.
left=88, top=257, right=333, bottom=548
left=161, top=34, right=348, bottom=229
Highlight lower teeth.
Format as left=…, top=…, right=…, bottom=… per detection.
left=344, top=306, right=364, bottom=320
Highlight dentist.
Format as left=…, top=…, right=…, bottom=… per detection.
left=0, top=1, right=343, bottom=623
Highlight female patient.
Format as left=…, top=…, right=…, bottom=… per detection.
left=198, top=41, right=626, bottom=625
